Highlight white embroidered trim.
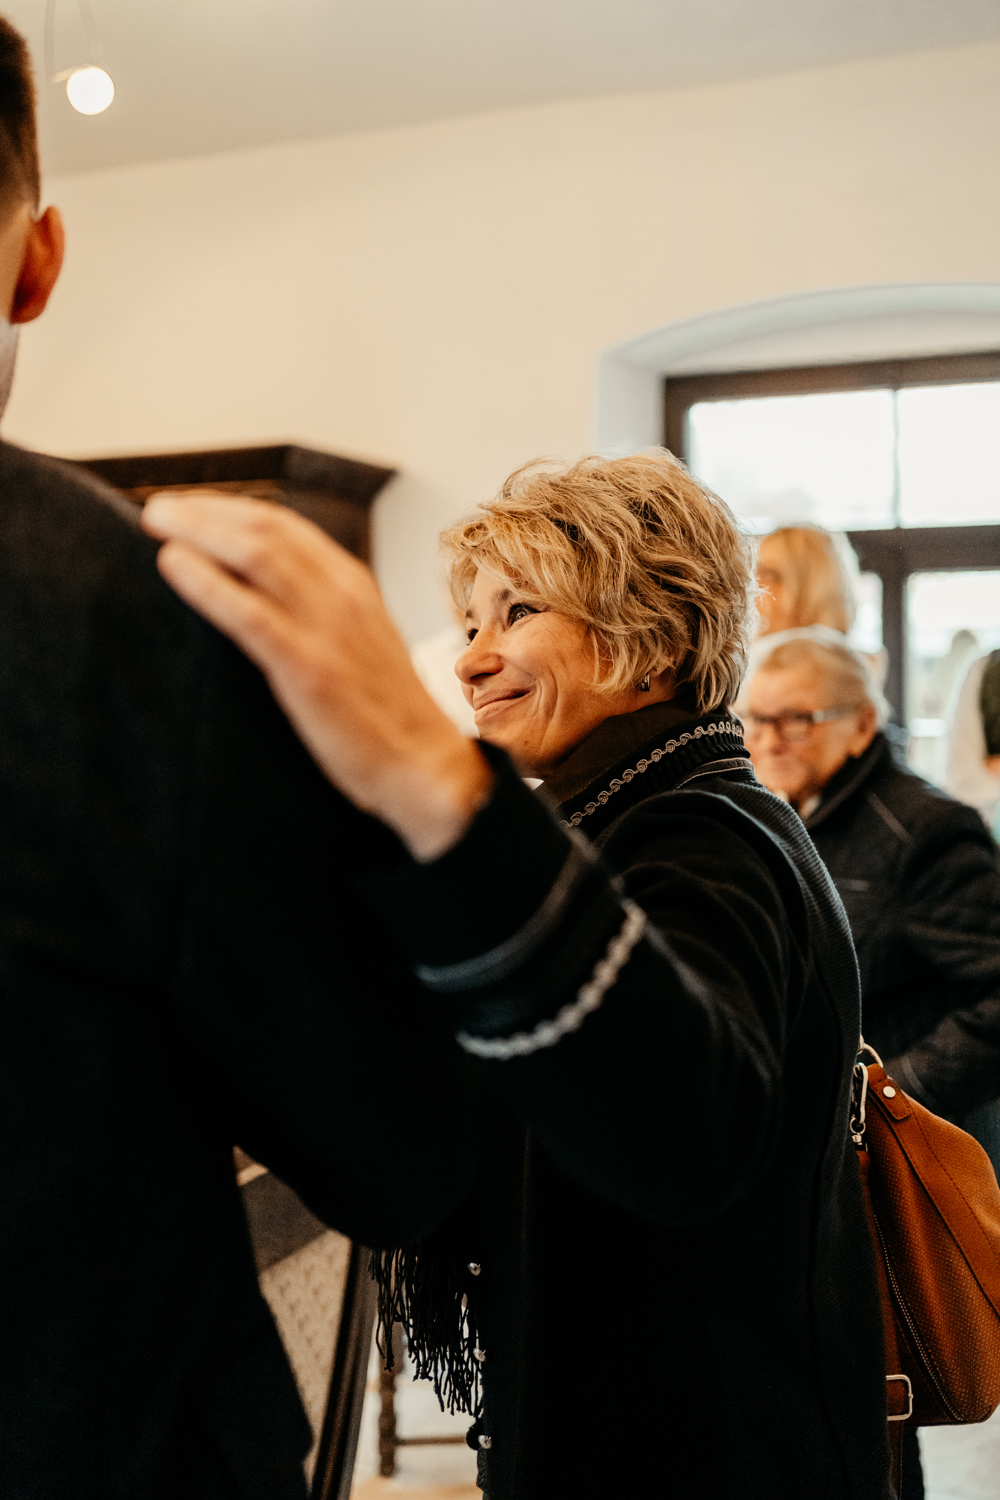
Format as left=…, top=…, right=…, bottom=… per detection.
left=560, top=719, right=741, bottom=829
left=456, top=901, right=645, bottom=1061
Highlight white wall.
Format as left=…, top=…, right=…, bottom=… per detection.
left=6, top=39, right=1000, bottom=640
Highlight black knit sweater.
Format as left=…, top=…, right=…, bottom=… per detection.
left=364, top=707, right=892, bottom=1500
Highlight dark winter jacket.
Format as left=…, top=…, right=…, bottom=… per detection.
left=365, top=703, right=892, bottom=1500
left=805, top=732, right=1000, bottom=1123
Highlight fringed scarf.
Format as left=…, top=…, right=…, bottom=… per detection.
left=370, top=1241, right=483, bottom=1417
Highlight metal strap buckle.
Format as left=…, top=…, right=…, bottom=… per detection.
left=851, top=1061, right=870, bottom=1145
left=886, top=1373, right=913, bottom=1421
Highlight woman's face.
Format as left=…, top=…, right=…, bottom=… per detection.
left=456, top=569, right=633, bottom=777
left=756, top=536, right=795, bottom=636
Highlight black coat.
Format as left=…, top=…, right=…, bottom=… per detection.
left=0, top=442, right=480, bottom=1499
left=805, top=733, right=1000, bottom=1123
left=365, top=706, right=892, bottom=1500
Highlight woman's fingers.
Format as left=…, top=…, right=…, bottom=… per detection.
left=155, top=537, right=293, bottom=673
left=146, top=490, right=491, bottom=861
left=143, top=494, right=355, bottom=609
left=145, top=494, right=392, bottom=689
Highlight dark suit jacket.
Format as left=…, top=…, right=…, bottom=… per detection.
left=0, top=441, right=479, bottom=1499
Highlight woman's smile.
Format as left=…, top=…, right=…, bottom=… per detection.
left=473, top=687, right=530, bottom=719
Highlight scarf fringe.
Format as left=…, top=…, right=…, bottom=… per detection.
left=370, top=1245, right=482, bottom=1417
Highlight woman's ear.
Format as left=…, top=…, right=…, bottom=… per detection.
left=10, top=206, right=65, bottom=324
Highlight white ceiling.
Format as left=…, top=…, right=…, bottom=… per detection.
left=8, top=0, right=1000, bottom=178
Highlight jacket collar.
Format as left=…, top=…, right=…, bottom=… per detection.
left=544, top=704, right=750, bottom=838
left=803, top=732, right=889, bottom=832
left=543, top=700, right=702, bottom=806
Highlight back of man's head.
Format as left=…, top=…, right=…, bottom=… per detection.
left=0, top=16, right=64, bottom=421
left=0, top=15, right=40, bottom=220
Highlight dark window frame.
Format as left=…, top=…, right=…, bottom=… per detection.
left=663, top=351, right=1000, bottom=720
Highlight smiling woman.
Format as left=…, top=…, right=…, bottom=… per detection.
left=457, top=577, right=616, bottom=773
left=445, top=453, right=751, bottom=717
left=143, top=449, right=893, bottom=1500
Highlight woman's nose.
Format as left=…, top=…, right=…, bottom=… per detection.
left=456, top=633, right=501, bottom=685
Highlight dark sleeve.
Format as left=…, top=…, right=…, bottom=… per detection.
left=360, top=751, right=795, bottom=1228
left=49, top=479, right=481, bottom=1252
left=166, top=626, right=485, bottom=1248
left=887, top=812, right=1000, bottom=1116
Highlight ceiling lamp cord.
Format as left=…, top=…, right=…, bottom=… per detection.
left=44, top=0, right=115, bottom=114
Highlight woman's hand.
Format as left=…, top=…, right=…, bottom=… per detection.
left=141, top=494, right=492, bottom=861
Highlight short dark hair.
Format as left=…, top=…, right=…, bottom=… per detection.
left=0, top=15, right=40, bottom=213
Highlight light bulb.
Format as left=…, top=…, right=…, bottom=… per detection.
left=66, top=66, right=115, bottom=115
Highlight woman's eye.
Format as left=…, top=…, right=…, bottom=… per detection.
left=465, top=627, right=478, bottom=644
left=508, top=603, right=537, bottom=625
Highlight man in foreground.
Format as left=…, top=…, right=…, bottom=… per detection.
left=0, top=18, right=477, bottom=1497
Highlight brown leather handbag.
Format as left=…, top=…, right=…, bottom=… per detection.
left=851, top=1040, right=1000, bottom=1492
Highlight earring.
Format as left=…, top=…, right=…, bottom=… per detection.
left=639, top=673, right=651, bottom=692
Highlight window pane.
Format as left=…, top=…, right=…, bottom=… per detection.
left=854, top=572, right=883, bottom=655
left=906, top=570, right=1000, bottom=785
left=898, top=383, right=1000, bottom=527
left=688, top=390, right=896, bottom=533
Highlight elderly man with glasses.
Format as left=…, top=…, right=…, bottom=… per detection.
left=744, top=631, right=1000, bottom=1168
left=745, top=629, right=1000, bottom=1496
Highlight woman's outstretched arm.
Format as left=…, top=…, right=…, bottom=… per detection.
left=142, top=494, right=492, bottom=861
left=143, top=495, right=795, bottom=1227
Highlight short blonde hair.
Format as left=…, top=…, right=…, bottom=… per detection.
left=759, top=526, right=856, bottom=636
left=758, top=634, right=888, bottom=726
left=440, top=450, right=755, bottom=713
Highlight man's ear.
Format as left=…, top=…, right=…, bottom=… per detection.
left=10, top=206, right=65, bottom=324
left=847, top=700, right=879, bottom=757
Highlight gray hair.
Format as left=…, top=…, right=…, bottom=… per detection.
left=754, top=630, right=889, bottom=727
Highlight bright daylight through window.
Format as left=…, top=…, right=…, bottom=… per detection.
left=679, top=368, right=1000, bottom=787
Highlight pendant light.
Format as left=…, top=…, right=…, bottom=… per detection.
left=44, top=0, right=116, bottom=115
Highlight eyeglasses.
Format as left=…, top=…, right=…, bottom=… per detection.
left=743, top=705, right=862, bottom=743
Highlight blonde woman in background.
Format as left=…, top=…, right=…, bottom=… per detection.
left=756, top=524, right=857, bottom=640
left=743, top=524, right=877, bottom=710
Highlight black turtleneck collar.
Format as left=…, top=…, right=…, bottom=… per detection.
left=542, top=703, right=751, bottom=840
left=542, top=700, right=701, bottom=806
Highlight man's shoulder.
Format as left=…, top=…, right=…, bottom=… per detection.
left=867, top=749, right=990, bottom=849
left=810, top=735, right=986, bottom=850
left=0, top=438, right=141, bottom=535
left=0, top=438, right=178, bottom=628
left=0, top=437, right=217, bottom=715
